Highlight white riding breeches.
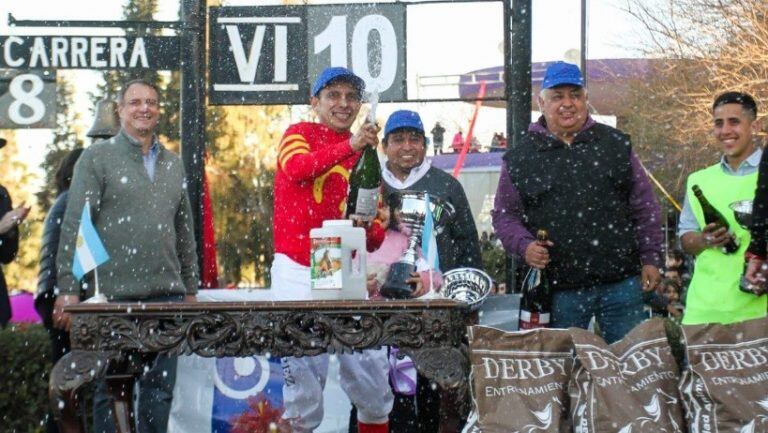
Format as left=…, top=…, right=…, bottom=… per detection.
left=270, top=254, right=394, bottom=432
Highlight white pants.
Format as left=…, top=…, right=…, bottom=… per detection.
left=271, top=254, right=393, bottom=432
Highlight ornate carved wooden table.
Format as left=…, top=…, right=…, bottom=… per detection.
left=50, top=299, right=473, bottom=433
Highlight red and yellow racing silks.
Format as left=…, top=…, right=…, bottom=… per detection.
left=273, top=122, right=362, bottom=266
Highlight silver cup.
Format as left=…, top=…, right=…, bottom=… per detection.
left=380, top=191, right=454, bottom=298
left=441, top=267, right=493, bottom=309
left=729, top=200, right=765, bottom=295
left=730, top=200, right=753, bottom=228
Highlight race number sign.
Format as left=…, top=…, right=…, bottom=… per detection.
left=209, top=3, right=406, bottom=105
left=209, top=5, right=308, bottom=105
left=0, top=70, right=56, bottom=129
left=307, top=4, right=405, bottom=100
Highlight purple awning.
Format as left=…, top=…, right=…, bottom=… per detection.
left=429, top=152, right=504, bottom=171
left=458, top=58, right=656, bottom=116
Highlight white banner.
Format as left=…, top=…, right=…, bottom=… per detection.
left=167, top=289, right=351, bottom=433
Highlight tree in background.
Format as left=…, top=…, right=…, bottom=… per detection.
left=36, top=76, right=84, bottom=214
left=0, top=132, right=42, bottom=291
left=94, top=0, right=182, bottom=143
left=208, top=106, right=288, bottom=286
left=0, top=74, right=83, bottom=292
left=623, top=0, right=768, bottom=200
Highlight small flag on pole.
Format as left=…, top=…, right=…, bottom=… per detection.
left=421, top=194, right=440, bottom=272
left=72, top=201, right=109, bottom=281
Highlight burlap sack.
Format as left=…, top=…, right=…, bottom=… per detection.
left=463, top=326, right=573, bottom=433
left=569, top=318, right=685, bottom=433
left=680, top=315, right=768, bottom=433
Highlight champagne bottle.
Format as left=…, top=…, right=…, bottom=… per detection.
left=519, top=229, right=552, bottom=330
left=692, top=185, right=739, bottom=254
left=345, top=143, right=381, bottom=220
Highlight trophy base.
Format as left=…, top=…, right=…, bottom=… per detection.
left=380, top=262, right=416, bottom=299
left=83, top=293, right=108, bottom=304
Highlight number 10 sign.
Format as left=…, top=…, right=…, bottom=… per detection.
left=209, top=3, right=406, bottom=105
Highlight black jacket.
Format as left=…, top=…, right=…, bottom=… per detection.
left=504, top=123, right=640, bottom=289
left=35, top=191, right=69, bottom=328
left=0, top=185, right=19, bottom=327
left=383, top=166, right=482, bottom=272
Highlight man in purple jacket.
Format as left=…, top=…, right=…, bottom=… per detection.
left=491, top=62, right=662, bottom=343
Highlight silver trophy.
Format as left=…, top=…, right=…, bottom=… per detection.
left=380, top=191, right=454, bottom=298
left=729, top=200, right=766, bottom=295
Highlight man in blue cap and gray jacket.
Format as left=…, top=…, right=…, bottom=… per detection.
left=491, top=61, right=663, bottom=344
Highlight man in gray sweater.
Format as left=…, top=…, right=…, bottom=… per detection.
left=54, top=79, right=199, bottom=433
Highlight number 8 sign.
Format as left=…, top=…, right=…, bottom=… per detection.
left=0, top=70, right=56, bottom=129
left=308, top=4, right=405, bottom=100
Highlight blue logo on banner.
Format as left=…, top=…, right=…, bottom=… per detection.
left=211, top=356, right=284, bottom=432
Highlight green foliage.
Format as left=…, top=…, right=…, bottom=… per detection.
left=36, top=77, right=83, bottom=214
left=0, top=134, right=44, bottom=290
left=209, top=106, right=287, bottom=286
left=94, top=0, right=179, bottom=140
left=480, top=242, right=507, bottom=287
left=0, top=324, right=52, bottom=433
left=158, top=72, right=182, bottom=143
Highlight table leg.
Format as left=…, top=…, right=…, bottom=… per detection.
left=50, top=350, right=113, bottom=433
left=438, top=387, right=469, bottom=433
left=406, top=347, right=468, bottom=390
left=107, top=374, right=137, bottom=433
left=405, top=347, right=470, bottom=432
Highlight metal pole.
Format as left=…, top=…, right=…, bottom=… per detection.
left=7, top=13, right=181, bottom=29
left=506, top=0, right=531, bottom=150
left=580, top=0, right=588, bottom=87
left=180, top=0, right=206, bottom=274
left=504, top=0, right=532, bottom=293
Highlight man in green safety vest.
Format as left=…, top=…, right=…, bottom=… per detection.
left=678, top=91, right=767, bottom=324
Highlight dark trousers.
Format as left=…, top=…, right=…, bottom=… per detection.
left=92, top=354, right=177, bottom=433
left=92, top=295, right=182, bottom=433
left=45, top=327, right=71, bottom=433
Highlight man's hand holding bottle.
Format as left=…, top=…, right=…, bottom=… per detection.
left=349, top=122, right=380, bottom=152
left=700, top=222, right=735, bottom=250
left=641, top=265, right=662, bottom=293
left=524, top=236, right=554, bottom=270
left=347, top=121, right=385, bottom=251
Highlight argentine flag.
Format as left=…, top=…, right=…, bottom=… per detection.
left=72, top=202, right=109, bottom=281
left=421, top=193, right=440, bottom=272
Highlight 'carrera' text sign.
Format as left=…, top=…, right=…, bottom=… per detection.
left=0, top=36, right=180, bottom=70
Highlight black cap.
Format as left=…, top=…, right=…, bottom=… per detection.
left=0, top=138, right=6, bottom=149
